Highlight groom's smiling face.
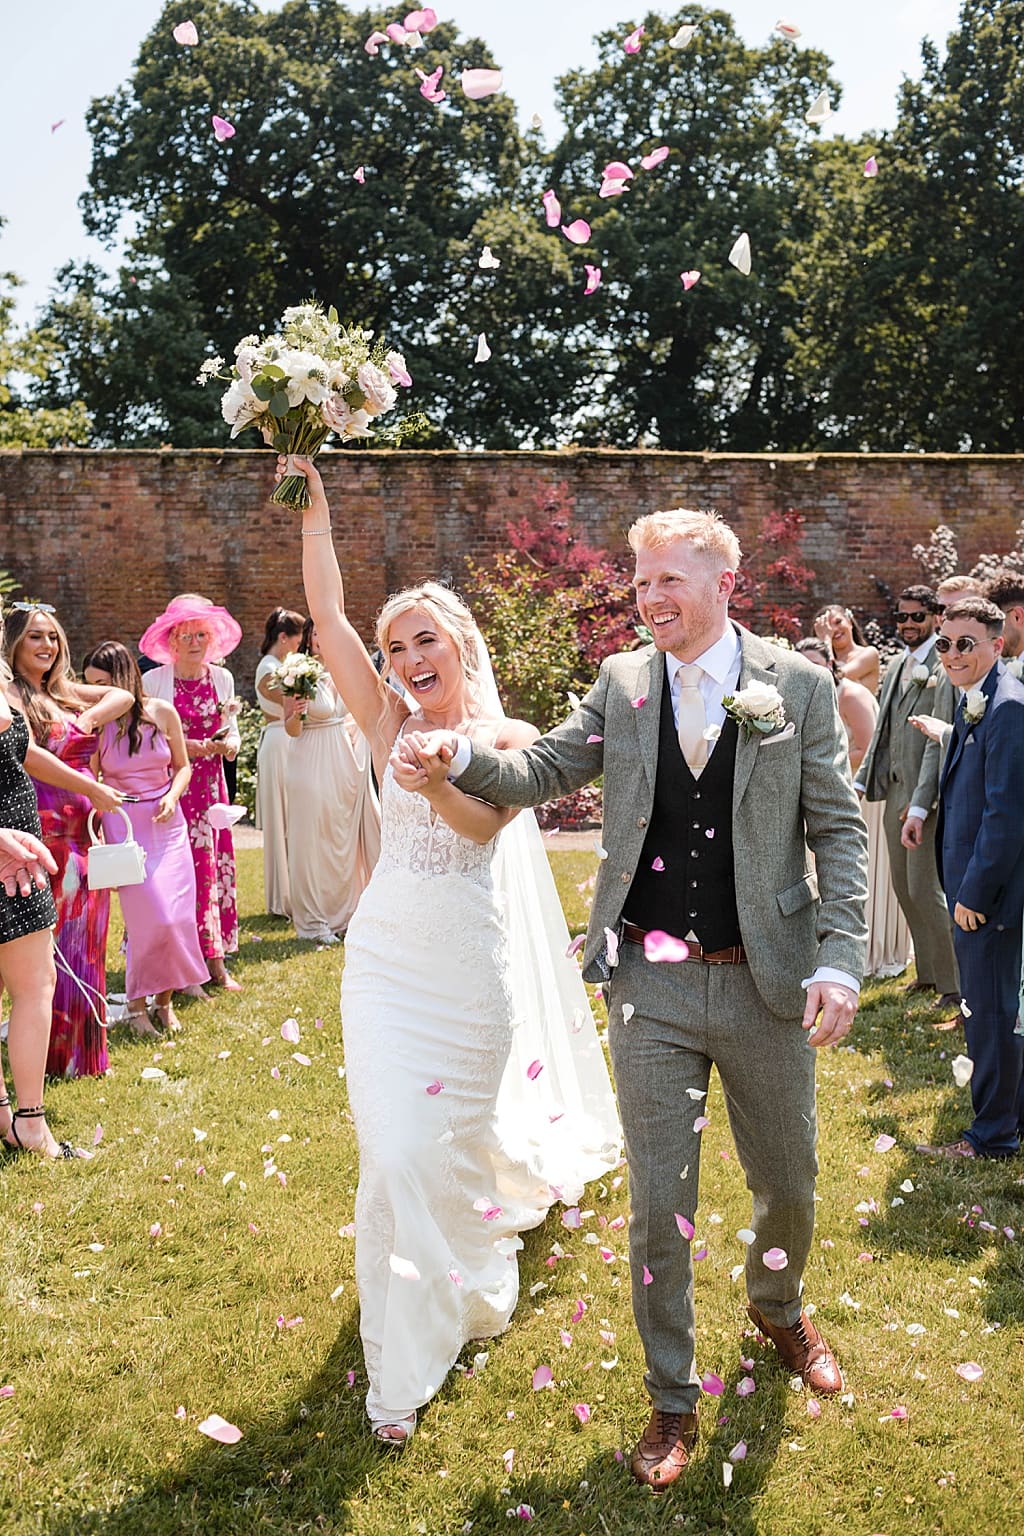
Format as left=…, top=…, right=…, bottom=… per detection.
left=633, top=539, right=734, bottom=660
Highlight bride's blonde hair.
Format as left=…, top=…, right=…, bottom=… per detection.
left=375, top=583, right=488, bottom=702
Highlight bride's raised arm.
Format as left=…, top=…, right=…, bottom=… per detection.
left=279, top=454, right=407, bottom=771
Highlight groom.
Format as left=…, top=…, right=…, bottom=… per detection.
left=408, top=509, right=867, bottom=1488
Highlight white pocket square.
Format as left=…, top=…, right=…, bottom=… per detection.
left=759, top=721, right=796, bottom=746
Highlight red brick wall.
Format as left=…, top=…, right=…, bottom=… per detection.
left=2, top=448, right=1020, bottom=695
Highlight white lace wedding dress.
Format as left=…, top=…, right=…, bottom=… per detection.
left=341, top=741, right=621, bottom=1423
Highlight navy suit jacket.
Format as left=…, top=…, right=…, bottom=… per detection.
left=936, top=661, right=1024, bottom=924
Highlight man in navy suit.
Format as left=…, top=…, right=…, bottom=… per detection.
left=918, top=597, right=1024, bottom=1159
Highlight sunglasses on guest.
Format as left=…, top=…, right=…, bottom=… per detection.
left=8, top=601, right=57, bottom=614
left=894, top=608, right=930, bottom=623
left=935, top=634, right=987, bottom=655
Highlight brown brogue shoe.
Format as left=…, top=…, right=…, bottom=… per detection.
left=746, top=1305, right=844, bottom=1396
left=630, top=1406, right=699, bottom=1490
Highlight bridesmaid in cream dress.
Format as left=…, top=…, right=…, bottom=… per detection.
left=797, top=638, right=911, bottom=977
left=284, top=620, right=381, bottom=943
left=254, top=608, right=304, bottom=917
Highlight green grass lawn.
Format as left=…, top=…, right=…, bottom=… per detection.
left=1, top=847, right=1022, bottom=1536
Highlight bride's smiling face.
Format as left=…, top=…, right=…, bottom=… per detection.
left=386, top=607, right=465, bottom=712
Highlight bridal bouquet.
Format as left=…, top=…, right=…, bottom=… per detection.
left=267, top=652, right=325, bottom=700
left=198, top=300, right=413, bottom=509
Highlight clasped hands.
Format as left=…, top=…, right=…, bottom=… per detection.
left=389, top=730, right=457, bottom=797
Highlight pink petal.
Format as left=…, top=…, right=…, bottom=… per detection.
left=806, top=1397, right=822, bottom=1418
left=599, top=179, right=629, bottom=199
left=503, top=1447, right=515, bottom=1472
left=462, top=68, right=504, bottom=100
left=586, top=730, right=604, bottom=741
left=651, top=856, right=665, bottom=872
left=640, top=146, right=670, bottom=170
left=873, top=1133, right=897, bottom=1153
left=887, top=1405, right=909, bottom=1421
left=584, top=266, right=602, bottom=295
left=386, top=23, right=409, bottom=42
left=364, top=30, right=389, bottom=54
left=480, top=1205, right=502, bottom=1222
left=449, top=1268, right=463, bottom=1286
left=693, top=1246, right=708, bottom=1262
left=561, top=219, right=591, bottom=245
left=93, top=1123, right=103, bottom=1145
left=566, top=933, right=586, bottom=958
left=542, top=189, right=562, bottom=228
left=693, top=1115, right=710, bottom=1132
left=573, top=1402, right=591, bottom=1424
left=729, top=1439, right=747, bottom=1461
left=532, top=1365, right=553, bottom=1391
left=774, top=20, right=802, bottom=41
left=559, top=1329, right=573, bottom=1348
left=864, top=156, right=879, bottom=177
left=149, top=1222, right=162, bottom=1238
left=602, top=160, right=634, bottom=181
left=404, top=7, right=438, bottom=31
left=388, top=358, right=412, bottom=386
left=675, top=1213, right=695, bottom=1240
left=680, top=269, right=701, bottom=291
left=425, top=1080, right=444, bottom=1095
left=561, top=1206, right=582, bottom=1229
left=292, top=1052, right=311, bottom=1066
left=270, top=1066, right=280, bottom=1079
left=527, top=1059, right=545, bottom=1081
left=572, top=1299, right=587, bottom=1322
left=352, top=165, right=366, bottom=184
left=762, top=1246, right=789, bottom=1271
left=173, top=1404, right=186, bottom=1419
left=346, top=1369, right=356, bottom=1386
left=631, top=694, right=647, bottom=708
left=416, top=65, right=446, bottom=104
left=701, top=1372, right=725, bottom=1396
left=604, top=927, right=619, bottom=967
left=211, top=116, right=235, bottom=143
left=173, top=20, right=199, bottom=46
left=0, top=1385, right=13, bottom=1399
left=197, top=1413, right=243, bottom=1444
left=736, top=1375, right=756, bottom=1397
left=955, top=1361, right=984, bottom=1382
left=642, top=1264, right=654, bottom=1285
left=644, top=930, right=691, bottom=963
left=280, top=1018, right=300, bottom=1044
left=623, top=24, right=645, bottom=53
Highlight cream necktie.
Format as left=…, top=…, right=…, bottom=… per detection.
left=676, top=663, right=708, bottom=777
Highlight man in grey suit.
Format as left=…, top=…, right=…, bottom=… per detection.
left=402, top=509, right=868, bottom=1489
left=856, top=586, right=959, bottom=1010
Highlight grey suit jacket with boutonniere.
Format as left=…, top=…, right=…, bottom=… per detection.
left=459, top=626, right=868, bottom=1019
left=858, top=641, right=954, bottom=811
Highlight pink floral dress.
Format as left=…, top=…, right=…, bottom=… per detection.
left=174, top=672, right=238, bottom=959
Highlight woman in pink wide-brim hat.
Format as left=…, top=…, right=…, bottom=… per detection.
left=141, top=595, right=244, bottom=991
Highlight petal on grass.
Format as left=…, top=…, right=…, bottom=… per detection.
left=701, top=1372, right=725, bottom=1396
left=573, top=1402, right=591, bottom=1424
left=532, top=1365, right=553, bottom=1390
left=280, top=1018, right=300, bottom=1044
left=955, top=1361, right=983, bottom=1382
left=197, top=1414, right=243, bottom=1444
left=873, top=1133, right=897, bottom=1153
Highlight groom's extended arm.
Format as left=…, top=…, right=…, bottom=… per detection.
left=455, top=667, right=611, bottom=807
left=798, top=668, right=870, bottom=981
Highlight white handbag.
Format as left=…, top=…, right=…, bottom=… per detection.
left=87, top=807, right=148, bottom=891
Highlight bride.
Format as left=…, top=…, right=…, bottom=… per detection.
left=286, top=455, right=621, bottom=1447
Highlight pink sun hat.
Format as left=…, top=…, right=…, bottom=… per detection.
left=139, top=596, right=242, bottom=664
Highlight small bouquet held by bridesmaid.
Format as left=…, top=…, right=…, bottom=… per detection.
left=268, top=653, right=325, bottom=700
left=198, top=300, right=413, bottom=509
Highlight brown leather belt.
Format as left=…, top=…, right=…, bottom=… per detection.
left=621, top=920, right=747, bottom=965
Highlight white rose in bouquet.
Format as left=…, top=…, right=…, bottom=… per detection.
left=269, top=652, right=325, bottom=699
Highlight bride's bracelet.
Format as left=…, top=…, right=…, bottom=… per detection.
left=301, top=526, right=332, bottom=537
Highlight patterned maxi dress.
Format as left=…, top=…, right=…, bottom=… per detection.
left=31, top=716, right=110, bottom=1078
left=173, top=673, right=238, bottom=959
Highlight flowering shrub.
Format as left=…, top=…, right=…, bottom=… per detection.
left=535, top=784, right=604, bottom=831
left=731, top=509, right=815, bottom=642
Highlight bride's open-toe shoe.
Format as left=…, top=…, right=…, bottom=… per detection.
left=4, top=1105, right=94, bottom=1161
left=370, top=1411, right=417, bottom=1448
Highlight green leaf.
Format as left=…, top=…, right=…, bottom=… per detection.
left=251, top=376, right=277, bottom=401
left=272, top=431, right=292, bottom=452
left=344, top=386, right=366, bottom=410
left=268, top=390, right=291, bottom=416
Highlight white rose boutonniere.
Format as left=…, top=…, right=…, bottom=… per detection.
left=910, top=663, right=930, bottom=687
left=722, top=681, right=786, bottom=736
left=1004, top=656, right=1023, bottom=681
left=963, top=689, right=987, bottom=725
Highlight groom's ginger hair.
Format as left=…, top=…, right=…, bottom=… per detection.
left=627, top=510, right=742, bottom=572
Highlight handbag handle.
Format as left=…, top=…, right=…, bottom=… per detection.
left=87, top=805, right=134, bottom=846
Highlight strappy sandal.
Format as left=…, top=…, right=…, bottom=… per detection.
left=5, top=1105, right=94, bottom=1161
left=125, top=1009, right=162, bottom=1039
left=370, top=1411, right=417, bottom=1448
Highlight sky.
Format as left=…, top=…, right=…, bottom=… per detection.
left=5, top=0, right=961, bottom=325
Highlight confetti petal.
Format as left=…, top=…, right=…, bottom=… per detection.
left=211, top=116, right=235, bottom=143
left=173, top=20, right=199, bottom=46
left=863, top=156, right=878, bottom=177
left=806, top=1397, right=822, bottom=1418
left=604, top=927, right=619, bottom=968
left=736, top=1375, right=756, bottom=1397
left=386, top=23, right=409, bottom=43
left=685, top=1087, right=707, bottom=1101
left=669, top=24, right=697, bottom=48
left=532, top=1365, right=553, bottom=1391
left=599, top=178, right=629, bottom=199
left=584, top=265, right=602, bottom=295
left=425, top=1080, right=444, bottom=1095
left=631, top=694, right=647, bottom=708
left=762, top=1246, right=789, bottom=1270
left=728, top=233, right=752, bottom=275
left=643, top=930, right=690, bottom=963
left=874, top=1133, right=897, bottom=1153
left=955, top=1361, right=984, bottom=1382
left=729, top=1439, right=747, bottom=1461
left=602, top=160, right=634, bottom=181
left=474, top=333, right=492, bottom=363
left=404, top=7, right=438, bottom=31
left=542, top=189, right=562, bottom=227
left=621, top=1002, right=635, bottom=1024
left=701, top=1372, right=725, bottom=1396
left=586, top=731, right=604, bottom=743
left=623, top=24, right=645, bottom=53
left=566, top=933, right=586, bottom=958
left=416, top=65, right=446, bottom=103
left=680, top=269, right=702, bottom=290
left=774, top=19, right=802, bottom=41
left=352, top=165, right=365, bottom=184
left=693, top=1114, right=711, bottom=1132
left=388, top=1254, right=421, bottom=1280
left=561, top=219, right=591, bottom=245
left=640, top=146, right=669, bottom=170
left=292, top=1052, right=311, bottom=1066
left=642, top=1264, right=654, bottom=1285
left=651, top=856, right=665, bottom=871
left=527, top=1059, right=545, bottom=1081
left=675, top=1213, right=695, bottom=1240
left=561, top=1206, right=583, bottom=1229
left=479, top=245, right=501, bottom=269
left=805, top=90, right=832, bottom=126
left=462, top=68, right=504, bottom=100
left=197, top=1414, right=243, bottom=1444
left=364, top=29, right=389, bottom=54
left=93, top=1123, right=104, bottom=1146
left=573, top=1402, right=591, bottom=1424
left=280, top=1018, right=300, bottom=1044
left=952, top=1054, right=975, bottom=1087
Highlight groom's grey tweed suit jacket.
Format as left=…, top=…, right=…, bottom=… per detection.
left=460, top=627, right=868, bottom=1019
